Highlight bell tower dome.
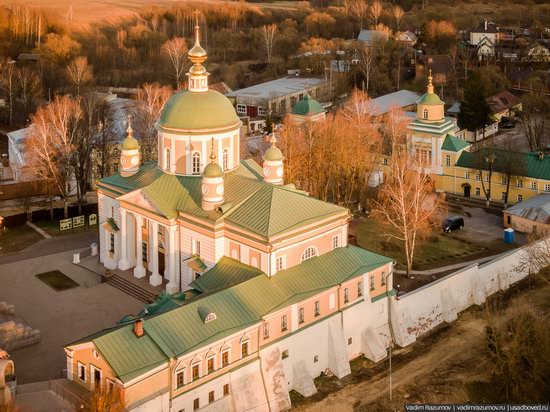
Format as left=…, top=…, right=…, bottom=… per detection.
left=201, top=139, right=225, bottom=211
left=120, top=115, right=140, bottom=177
left=262, top=133, right=284, bottom=185
left=416, top=70, right=445, bottom=123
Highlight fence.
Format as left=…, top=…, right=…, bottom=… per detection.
left=390, top=239, right=543, bottom=348
left=0, top=179, right=59, bottom=201
left=48, top=379, right=89, bottom=409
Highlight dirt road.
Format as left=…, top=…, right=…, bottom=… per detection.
left=294, top=313, right=488, bottom=411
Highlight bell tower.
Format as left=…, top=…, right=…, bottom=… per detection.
left=262, top=133, right=284, bottom=185
left=201, top=139, right=225, bottom=211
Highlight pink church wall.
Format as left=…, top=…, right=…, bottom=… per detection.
left=260, top=307, right=292, bottom=345
left=176, top=140, right=186, bottom=174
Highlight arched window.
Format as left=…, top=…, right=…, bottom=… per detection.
left=301, top=247, right=318, bottom=262
left=192, top=152, right=201, bottom=174
left=165, top=148, right=171, bottom=171
left=423, top=108, right=428, bottom=119
left=223, top=148, right=229, bottom=170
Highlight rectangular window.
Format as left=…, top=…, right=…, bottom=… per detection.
left=194, top=240, right=201, bottom=256
left=193, top=398, right=200, bottom=411
left=517, top=194, right=523, bottom=203
left=383, top=157, right=388, bottom=165
left=348, top=337, right=353, bottom=345
left=344, top=288, right=349, bottom=303
left=258, top=106, right=268, bottom=116
left=475, top=187, right=481, bottom=196
left=501, top=192, right=507, bottom=201
left=516, top=179, right=523, bottom=188
left=501, top=176, right=507, bottom=185
left=241, top=342, right=249, bottom=358
left=545, top=184, right=550, bottom=192
left=445, top=154, right=451, bottom=167
left=207, top=358, right=215, bottom=374
left=281, top=349, right=289, bottom=359
left=222, top=351, right=229, bottom=368
left=314, top=301, right=320, bottom=317
left=281, top=315, right=288, bottom=332
left=142, top=242, right=148, bottom=262
left=357, top=282, right=363, bottom=297
left=465, top=171, right=470, bottom=179
left=484, top=174, right=489, bottom=182
left=381, top=271, right=386, bottom=286
left=109, top=233, right=115, bottom=253
left=106, top=379, right=115, bottom=392
left=475, top=173, right=481, bottom=181
left=263, top=322, right=270, bottom=339
left=531, top=181, right=537, bottom=190
left=176, top=370, right=184, bottom=387
left=192, top=365, right=199, bottom=381
left=299, top=307, right=305, bottom=324
left=223, top=384, right=230, bottom=396
left=314, top=355, right=319, bottom=363
left=370, top=275, right=375, bottom=291
left=275, top=256, right=285, bottom=271
left=332, top=235, right=340, bottom=250
left=110, top=207, right=114, bottom=218
left=237, top=104, right=246, bottom=114
left=78, top=362, right=86, bottom=382
left=209, top=390, right=215, bottom=404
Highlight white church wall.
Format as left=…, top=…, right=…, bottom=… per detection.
left=98, top=193, right=122, bottom=269
left=391, top=242, right=538, bottom=347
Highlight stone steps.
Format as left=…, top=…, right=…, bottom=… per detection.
left=103, top=273, right=157, bottom=303
left=0, top=320, right=41, bottom=351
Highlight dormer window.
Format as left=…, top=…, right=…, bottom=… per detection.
left=198, top=306, right=217, bottom=324
left=301, top=247, right=318, bottom=262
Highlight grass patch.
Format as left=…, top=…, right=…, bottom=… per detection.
left=0, top=225, right=43, bottom=255
left=36, top=270, right=79, bottom=291
left=35, top=220, right=91, bottom=237
left=356, top=217, right=481, bottom=269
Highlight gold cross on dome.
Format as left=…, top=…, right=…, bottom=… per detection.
left=193, top=10, right=200, bottom=26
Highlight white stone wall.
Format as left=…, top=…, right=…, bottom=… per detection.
left=98, top=193, right=122, bottom=269
left=390, top=242, right=540, bottom=347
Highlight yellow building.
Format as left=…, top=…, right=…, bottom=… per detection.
left=403, top=74, right=550, bottom=206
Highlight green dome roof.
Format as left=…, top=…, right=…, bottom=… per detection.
left=121, top=136, right=139, bottom=150
left=418, top=92, right=444, bottom=106
left=264, top=146, right=284, bottom=162
left=203, top=162, right=223, bottom=178
left=158, top=90, right=240, bottom=133
left=291, top=95, right=324, bottom=116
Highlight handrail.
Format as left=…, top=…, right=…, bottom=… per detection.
left=48, top=379, right=89, bottom=409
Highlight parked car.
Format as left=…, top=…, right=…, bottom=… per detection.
left=443, top=216, right=464, bottom=233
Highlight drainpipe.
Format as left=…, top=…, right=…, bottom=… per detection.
left=168, top=357, right=176, bottom=411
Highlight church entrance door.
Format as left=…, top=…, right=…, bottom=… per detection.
left=158, top=251, right=165, bottom=276
left=463, top=184, right=471, bottom=198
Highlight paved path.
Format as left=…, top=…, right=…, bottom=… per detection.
left=25, top=221, right=52, bottom=239
left=0, top=230, right=97, bottom=265
left=393, top=249, right=514, bottom=276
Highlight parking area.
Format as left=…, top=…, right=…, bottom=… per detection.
left=0, top=249, right=144, bottom=383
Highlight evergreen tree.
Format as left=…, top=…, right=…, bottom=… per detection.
left=458, top=71, right=494, bottom=132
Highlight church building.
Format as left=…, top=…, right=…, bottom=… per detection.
left=65, top=17, right=396, bottom=412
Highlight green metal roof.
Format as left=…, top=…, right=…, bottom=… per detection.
left=203, top=161, right=223, bottom=178
left=456, top=148, right=550, bottom=181
left=263, top=146, right=284, bottom=162
left=157, top=90, right=240, bottom=133
left=441, top=134, right=470, bottom=152
left=67, top=245, right=392, bottom=381
left=121, top=136, right=139, bottom=150
left=418, top=92, right=444, bottom=105
left=106, top=217, right=119, bottom=232
left=97, top=160, right=346, bottom=240
left=291, top=95, right=324, bottom=116
left=190, top=257, right=264, bottom=293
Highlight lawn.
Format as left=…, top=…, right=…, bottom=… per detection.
left=355, top=217, right=483, bottom=270
left=0, top=224, right=43, bottom=255
left=35, top=270, right=80, bottom=291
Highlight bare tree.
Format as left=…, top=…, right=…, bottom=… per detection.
left=470, top=148, right=496, bottom=207
left=369, top=1, right=383, bottom=28
left=518, top=93, right=549, bottom=152
left=0, top=58, right=18, bottom=125
left=373, top=147, right=445, bottom=276
left=392, top=5, right=404, bottom=32
left=161, top=37, right=188, bottom=89
left=66, top=56, right=93, bottom=96
left=27, top=95, right=82, bottom=218
left=358, top=44, right=375, bottom=93
left=132, top=83, right=172, bottom=162
left=16, top=67, right=41, bottom=119
left=261, top=24, right=277, bottom=63
left=351, top=0, right=368, bottom=31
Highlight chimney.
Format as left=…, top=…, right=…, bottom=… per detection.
left=133, top=319, right=144, bottom=337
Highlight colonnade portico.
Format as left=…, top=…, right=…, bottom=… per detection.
left=117, top=208, right=180, bottom=294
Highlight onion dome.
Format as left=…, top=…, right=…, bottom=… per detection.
left=204, top=145, right=223, bottom=178
left=121, top=118, right=140, bottom=150
left=418, top=69, right=444, bottom=106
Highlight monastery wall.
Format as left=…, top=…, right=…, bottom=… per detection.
left=390, top=240, right=544, bottom=348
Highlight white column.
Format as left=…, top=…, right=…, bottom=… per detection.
left=118, top=209, right=131, bottom=270
left=149, top=221, right=162, bottom=286
left=166, top=226, right=179, bottom=294
left=134, top=215, right=146, bottom=278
